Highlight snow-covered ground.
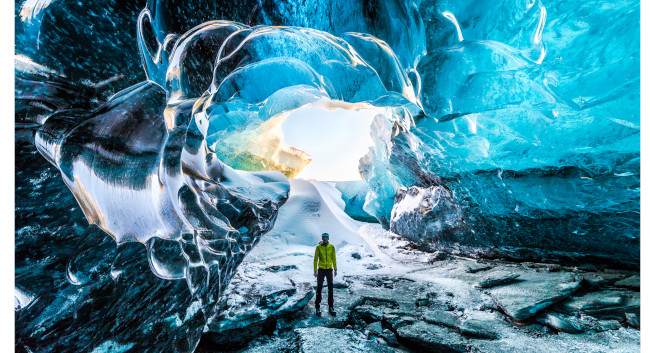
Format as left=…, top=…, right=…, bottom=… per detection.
left=245, top=179, right=429, bottom=279
left=206, top=179, right=640, bottom=353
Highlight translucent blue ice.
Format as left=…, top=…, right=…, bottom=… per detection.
left=15, top=0, right=640, bottom=351
left=377, top=0, right=639, bottom=265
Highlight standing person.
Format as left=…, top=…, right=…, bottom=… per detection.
left=313, top=233, right=337, bottom=316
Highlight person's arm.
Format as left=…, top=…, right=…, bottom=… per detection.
left=332, top=246, right=337, bottom=275
left=313, top=246, right=319, bottom=275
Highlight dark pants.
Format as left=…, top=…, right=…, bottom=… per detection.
left=315, top=268, right=334, bottom=308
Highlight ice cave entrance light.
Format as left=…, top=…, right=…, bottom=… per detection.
left=282, top=105, right=376, bottom=181
left=209, top=102, right=379, bottom=181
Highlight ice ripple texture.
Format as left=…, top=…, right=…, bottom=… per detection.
left=15, top=0, right=639, bottom=351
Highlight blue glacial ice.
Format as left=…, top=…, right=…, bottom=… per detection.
left=15, top=0, right=639, bottom=351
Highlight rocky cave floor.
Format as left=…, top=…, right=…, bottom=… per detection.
left=195, top=234, right=640, bottom=353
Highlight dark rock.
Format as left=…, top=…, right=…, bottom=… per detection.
left=349, top=305, right=386, bottom=325
left=196, top=329, right=300, bottom=353
left=457, top=321, right=500, bottom=340
left=349, top=292, right=411, bottom=328
left=389, top=186, right=465, bottom=250
left=487, top=272, right=582, bottom=321
left=382, top=329, right=400, bottom=347
left=295, top=289, right=363, bottom=329
left=560, top=291, right=624, bottom=311
left=365, top=321, right=384, bottom=337
left=581, top=271, right=629, bottom=286
left=359, top=296, right=400, bottom=309
left=557, top=290, right=640, bottom=320
left=395, top=321, right=469, bottom=353
left=428, top=251, right=448, bottom=262
left=333, top=282, right=349, bottom=289
left=382, top=313, right=419, bottom=331
left=465, top=263, right=493, bottom=274
left=373, top=337, right=388, bottom=346
left=577, top=263, right=599, bottom=272
left=537, top=313, right=585, bottom=334
left=422, top=310, right=461, bottom=328
left=204, top=281, right=314, bottom=349
left=259, top=288, right=295, bottom=310
left=415, top=297, right=430, bottom=307
left=475, top=271, right=520, bottom=289
left=625, top=313, right=640, bottom=329
left=351, top=252, right=362, bottom=260
left=582, top=274, right=608, bottom=288
left=204, top=319, right=276, bottom=350
left=266, top=265, right=298, bottom=272
left=295, top=327, right=398, bottom=352
left=521, top=263, right=564, bottom=272
left=594, top=319, right=623, bottom=332
left=613, top=275, right=639, bottom=291
left=537, top=312, right=622, bottom=333
left=366, top=263, right=383, bottom=270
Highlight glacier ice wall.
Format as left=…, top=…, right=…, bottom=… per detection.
left=15, top=0, right=639, bottom=351
left=360, top=0, right=639, bottom=266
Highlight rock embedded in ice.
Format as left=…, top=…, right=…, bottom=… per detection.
left=383, top=313, right=420, bottom=331
left=395, top=321, right=469, bottom=353
left=556, top=290, right=640, bottom=320
left=537, top=312, right=585, bottom=334
left=613, top=275, right=640, bottom=291
left=349, top=305, right=383, bottom=325
left=365, top=321, right=383, bottom=337
left=625, top=313, right=640, bottom=329
left=486, top=272, right=582, bottom=321
left=265, top=265, right=298, bottom=273
left=457, top=320, right=500, bottom=340
left=537, top=312, right=623, bottom=334
left=475, top=270, right=520, bottom=289
left=464, top=263, right=493, bottom=274
left=294, top=288, right=364, bottom=329
left=422, top=310, right=461, bottom=328
left=295, top=327, right=398, bottom=353
left=364, top=321, right=399, bottom=347
left=581, top=271, right=630, bottom=287
left=203, top=264, right=314, bottom=349
left=389, top=186, right=465, bottom=248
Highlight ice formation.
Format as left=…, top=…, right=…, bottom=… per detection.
left=15, top=0, right=639, bottom=351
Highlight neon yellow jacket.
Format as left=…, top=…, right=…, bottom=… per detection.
left=314, top=242, right=337, bottom=272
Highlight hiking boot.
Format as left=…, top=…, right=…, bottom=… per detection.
left=315, top=305, right=321, bottom=316
left=329, top=307, right=337, bottom=316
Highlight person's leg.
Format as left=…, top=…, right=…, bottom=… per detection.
left=315, top=268, right=324, bottom=309
left=326, top=268, right=334, bottom=308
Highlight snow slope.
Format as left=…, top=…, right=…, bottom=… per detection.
left=245, top=179, right=434, bottom=278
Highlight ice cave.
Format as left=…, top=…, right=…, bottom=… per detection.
left=15, top=0, right=640, bottom=352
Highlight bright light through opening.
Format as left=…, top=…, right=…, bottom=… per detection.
left=281, top=105, right=376, bottom=181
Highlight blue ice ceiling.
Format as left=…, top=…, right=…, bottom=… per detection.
left=16, top=0, right=639, bottom=265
